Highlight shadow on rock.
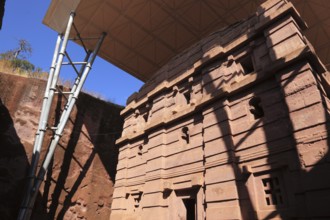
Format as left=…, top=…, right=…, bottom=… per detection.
left=0, top=98, right=29, bottom=220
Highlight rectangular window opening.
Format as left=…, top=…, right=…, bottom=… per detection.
left=240, top=56, right=254, bottom=75
left=262, top=177, right=283, bottom=206
left=184, top=92, right=191, bottom=104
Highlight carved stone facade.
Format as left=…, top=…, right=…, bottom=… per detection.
left=111, top=0, right=330, bottom=219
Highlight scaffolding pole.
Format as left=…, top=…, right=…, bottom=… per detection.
left=17, top=11, right=106, bottom=220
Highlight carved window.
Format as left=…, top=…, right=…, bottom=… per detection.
left=239, top=56, right=254, bottom=75
left=249, top=169, right=289, bottom=212
left=249, top=96, right=264, bottom=119
left=126, top=191, right=143, bottom=212
left=138, top=145, right=143, bottom=156
left=262, top=177, right=284, bottom=206
left=143, top=102, right=152, bottom=122
left=133, top=192, right=142, bottom=208
left=183, top=91, right=191, bottom=104
left=143, top=113, right=148, bottom=123
left=181, top=127, right=190, bottom=144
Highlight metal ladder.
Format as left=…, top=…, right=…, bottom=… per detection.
left=18, top=12, right=106, bottom=220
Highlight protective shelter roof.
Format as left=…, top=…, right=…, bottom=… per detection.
left=43, top=0, right=330, bottom=82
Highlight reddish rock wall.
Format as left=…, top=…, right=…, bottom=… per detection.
left=111, top=0, right=330, bottom=219
left=0, top=73, right=123, bottom=220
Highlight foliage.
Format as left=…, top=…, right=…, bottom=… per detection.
left=0, top=39, right=48, bottom=79
left=10, top=58, right=35, bottom=72
left=14, top=39, right=32, bottom=59
left=0, top=39, right=114, bottom=104
left=0, top=39, right=32, bottom=60
left=0, top=50, right=15, bottom=60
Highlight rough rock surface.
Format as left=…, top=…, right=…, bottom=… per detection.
left=0, top=72, right=123, bottom=220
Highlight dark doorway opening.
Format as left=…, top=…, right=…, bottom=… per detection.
left=183, top=198, right=196, bottom=220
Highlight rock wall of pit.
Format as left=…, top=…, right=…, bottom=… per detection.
left=0, top=72, right=123, bottom=220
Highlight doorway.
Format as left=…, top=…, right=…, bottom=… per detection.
left=171, top=187, right=201, bottom=220
left=183, top=198, right=196, bottom=220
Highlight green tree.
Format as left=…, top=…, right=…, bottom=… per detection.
left=13, top=39, right=32, bottom=59
left=0, top=39, right=32, bottom=60
left=0, top=39, right=35, bottom=72
left=10, top=59, right=35, bottom=72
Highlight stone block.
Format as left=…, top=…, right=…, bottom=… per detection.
left=206, top=151, right=232, bottom=165
left=115, top=169, right=127, bottom=181
left=189, top=134, right=203, bottom=148
left=205, top=181, right=239, bottom=202
left=168, top=55, right=190, bottom=81
left=255, top=87, right=283, bottom=107
left=236, top=137, right=294, bottom=162
left=231, top=100, right=287, bottom=135
left=205, top=164, right=236, bottom=184
left=280, top=69, right=317, bottom=96
left=165, top=147, right=203, bottom=169
left=204, top=135, right=233, bottom=157
left=165, top=163, right=203, bottom=182
left=128, top=155, right=146, bottom=168
left=128, top=140, right=144, bottom=157
left=298, top=139, right=329, bottom=167
left=294, top=123, right=328, bottom=141
left=233, top=118, right=291, bottom=151
left=189, top=121, right=203, bottom=136
left=126, top=164, right=146, bottom=179
left=257, top=0, right=286, bottom=18
left=147, top=145, right=163, bottom=160
left=229, top=101, right=249, bottom=120
left=148, top=93, right=167, bottom=122
left=112, top=186, right=126, bottom=198
left=146, top=156, right=164, bottom=172
left=203, top=77, right=227, bottom=96
left=203, top=105, right=229, bottom=128
left=169, top=173, right=203, bottom=190
left=117, top=160, right=126, bottom=171
left=269, top=33, right=305, bottom=61
left=148, top=133, right=165, bottom=150
left=165, top=130, right=180, bottom=145
left=277, top=62, right=311, bottom=81
left=253, top=39, right=270, bottom=70
left=265, top=17, right=302, bottom=46
left=118, top=146, right=129, bottom=160
left=111, top=197, right=127, bottom=210
left=202, top=61, right=224, bottom=83
left=143, top=192, right=167, bottom=207
left=284, top=85, right=321, bottom=112
left=206, top=201, right=241, bottom=220
left=290, top=103, right=327, bottom=131
left=141, top=207, right=168, bottom=220
left=204, top=121, right=231, bottom=142
left=143, top=180, right=164, bottom=193
left=110, top=210, right=126, bottom=220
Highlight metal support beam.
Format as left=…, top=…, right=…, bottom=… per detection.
left=17, top=11, right=106, bottom=220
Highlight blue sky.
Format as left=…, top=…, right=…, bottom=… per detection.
left=0, top=1, right=143, bottom=106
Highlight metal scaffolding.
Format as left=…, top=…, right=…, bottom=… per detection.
left=17, top=12, right=106, bottom=220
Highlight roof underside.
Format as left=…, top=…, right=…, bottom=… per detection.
left=43, top=0, right=330, bottom=82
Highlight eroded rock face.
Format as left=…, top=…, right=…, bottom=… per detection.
left=0, top=73, right=123, bottom=220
